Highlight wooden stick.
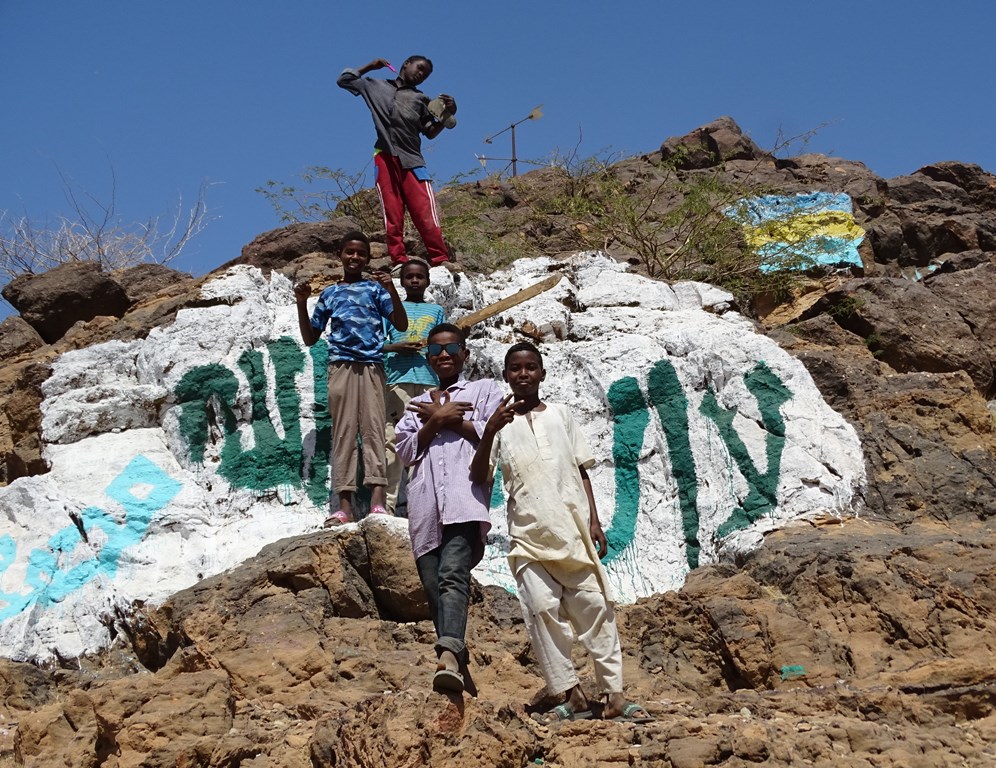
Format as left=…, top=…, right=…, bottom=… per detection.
left=455, top=273, right=563, bottom=329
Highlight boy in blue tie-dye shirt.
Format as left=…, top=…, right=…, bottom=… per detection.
left=295, top=231, right=407, bottom=525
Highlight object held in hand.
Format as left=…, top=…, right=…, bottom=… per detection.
left=427, top=97, right=457, bottom=129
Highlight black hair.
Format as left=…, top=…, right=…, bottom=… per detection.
left=400, top=259, right=430, bottom=279
left=427, top=322, right=466, bottom=344
left=504, top=341, right=543, bottom=369
left=403, top=55, right=433, bottom=74
left=338, top=230, right=370, bottom=254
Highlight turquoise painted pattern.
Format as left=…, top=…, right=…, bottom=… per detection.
left=0, top=456, right=182, bottom=620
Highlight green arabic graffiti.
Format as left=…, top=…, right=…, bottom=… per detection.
left=173, top=344, right=791, bottom=572
left=175, top=338, right=331, bottom=506
left=700, top=361, right=791, bottom=539
left=604, top=360, right=791, bottom=568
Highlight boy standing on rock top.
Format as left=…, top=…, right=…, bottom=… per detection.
left=338, top=55, right=456, bottom=267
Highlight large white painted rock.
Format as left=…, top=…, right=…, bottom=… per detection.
left=0, top=255, right=865, bottom=661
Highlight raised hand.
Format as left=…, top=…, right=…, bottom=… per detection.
left=294, top=282, right=312, bottom=303
left=438, top=94, right=457, bottom=114
left=484, top=393, right=522, bottom=435
left=371, top=268, right=396, bottom=290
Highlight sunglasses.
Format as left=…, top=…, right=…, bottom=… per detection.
left=426, top=342, right=464, bottom=356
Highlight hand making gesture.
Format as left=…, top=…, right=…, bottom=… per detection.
left=370, top=268, right=397, bottom=291
left=408, top=389, right=473, bottom=428
left=483, top=393, right=523, bottom=436
left=293, top=282, right=312, bottom=303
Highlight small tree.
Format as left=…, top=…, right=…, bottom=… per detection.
left=0, top=170, right=210, bottom=280
left=256, top=165, right=382, bottom=232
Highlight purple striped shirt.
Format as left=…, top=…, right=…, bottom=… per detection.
left=395, top=377, right=504, bottom=560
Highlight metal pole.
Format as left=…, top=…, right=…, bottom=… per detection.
left=511, top=123, right=517, bottom=177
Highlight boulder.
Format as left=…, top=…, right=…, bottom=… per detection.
left=858, top=164, right=996, bottom=272
left=660, top=116, right=766, bottom=170
left=916, top=161, right=996, bottom=207
left=1, top=261, right=131, bottom=344
left=0, top=316, right=45, bottom=361
left=230, top=219, right=364, bottom=273
left=111, top=263, right=192, bottom=305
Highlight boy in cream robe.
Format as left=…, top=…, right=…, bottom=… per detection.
left=471, top=342, right=652, bottom=724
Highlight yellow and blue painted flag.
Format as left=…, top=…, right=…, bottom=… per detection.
left=727, top=192, right=865, bottom=272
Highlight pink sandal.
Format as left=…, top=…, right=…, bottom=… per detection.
left=369, top=505, right=389, bottom=515
left=323, top=510, right=350, bottom=528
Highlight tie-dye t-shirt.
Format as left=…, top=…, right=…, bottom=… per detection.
left=310, top=280, right=395, bottom=364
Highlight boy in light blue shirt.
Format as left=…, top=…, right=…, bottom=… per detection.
left=383, top=260, right=446, bottom=514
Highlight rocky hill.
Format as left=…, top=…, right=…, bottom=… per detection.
left=1, top=118, right=995, bottom=767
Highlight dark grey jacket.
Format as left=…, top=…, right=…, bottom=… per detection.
left=337, top=68, right=430, bottom=169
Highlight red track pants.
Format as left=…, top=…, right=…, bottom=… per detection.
left=374, top=152, right=449, bottom=265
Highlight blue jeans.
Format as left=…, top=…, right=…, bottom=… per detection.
left=415, top=522, right=476, bottom=662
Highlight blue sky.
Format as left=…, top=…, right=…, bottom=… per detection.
left=3, top=0, right=995, bottom=305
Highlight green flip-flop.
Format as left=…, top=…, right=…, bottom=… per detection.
left=608, top=702, right=653, bottom=723
left=531, top=703, right=594, bottom=724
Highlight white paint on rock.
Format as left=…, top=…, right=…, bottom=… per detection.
left=462, top=255, right=864, bottom=600
left=0, top=255, right=865, bottom=662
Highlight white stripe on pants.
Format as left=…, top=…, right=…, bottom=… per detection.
left=515, top=561, right=624, bottom=696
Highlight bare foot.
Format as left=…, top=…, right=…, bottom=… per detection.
left=564, top=684, right=591, bottom=716
left=437, top=649, right=459, bottom=673
left=531, top=684, right=592, bottom=724
left=432, top=650, right=464, bottom=693
left=370, top=485, right=387, bottom=510
left=337, top=492, right=354, bottom=522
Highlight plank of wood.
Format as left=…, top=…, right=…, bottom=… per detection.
left=454, top=273, right=563, bottom=329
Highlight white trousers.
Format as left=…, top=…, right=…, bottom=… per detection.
left=515, top=561, right=624, bottom=695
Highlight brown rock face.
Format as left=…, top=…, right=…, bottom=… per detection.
left=925, top=262, right=996, bottom=382
left=1, top=261, right=131, bottom=343
left=0, top=359, right=50, bottom=484
left=773, top=314, right=996, bottom=524
left=6, top=516, right=996, bottom=767
left=801, top=277, right=995, bottom=395
left=0, top=317, right=44, bottom=362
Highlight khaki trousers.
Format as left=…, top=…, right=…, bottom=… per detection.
left=515, top=561, right=624, bottom=696
left=384, top=381, right=433, bottom=513
left=328, top=362, right=387, bottom=494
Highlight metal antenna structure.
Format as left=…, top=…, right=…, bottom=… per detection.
left=478, top=105, right=543, bottom=177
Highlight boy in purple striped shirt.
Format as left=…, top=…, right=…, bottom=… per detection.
left=395, top=323, right=503, bottom=694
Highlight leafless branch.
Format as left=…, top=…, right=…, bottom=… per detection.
left=0, top=171, right=210, bottom=280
